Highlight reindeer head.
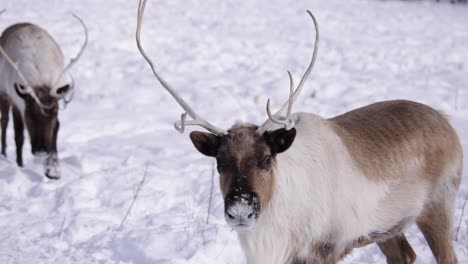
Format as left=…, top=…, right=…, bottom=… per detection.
left=190, top=124, right=296, bottom=230
left=136, top=0, right=318, bottom=231
left=14, top=83, right=69, bottom=156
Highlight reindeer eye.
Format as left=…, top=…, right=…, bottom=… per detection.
left=14, top=83, right=29, bottom=99
left=216, top=158, right=225, bottom=173
left=260, top=156, right=272, bottom=169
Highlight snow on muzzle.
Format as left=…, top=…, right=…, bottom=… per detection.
left=32, top=149, right=49, bottom=158
left=224, top=192, right=260, bottom=232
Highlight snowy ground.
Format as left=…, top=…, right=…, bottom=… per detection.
left=0, top=0, right=467, bottom=263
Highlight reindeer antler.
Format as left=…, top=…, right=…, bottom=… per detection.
left=136, top=0, right=226, bottom=135
left=257, top=10, right=320, bottom=133
left=0, top=10, right=51, bottom=113
left=52, top=12, right=88, bottom=100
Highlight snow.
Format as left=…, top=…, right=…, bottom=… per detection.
left=0, top=0, right=467, bottom=263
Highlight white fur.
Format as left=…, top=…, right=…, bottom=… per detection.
left=238, top=113, right=434, bottom=264
left=0, top=24, right=71, bottom=115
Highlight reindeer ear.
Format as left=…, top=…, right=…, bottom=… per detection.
left=190, top=131, right=221, bottom=157
left=14, top=83, right=27, bottom=99
left=56, top=84, right=70, bottom=96
left=264, top=128, right=296, bottom=154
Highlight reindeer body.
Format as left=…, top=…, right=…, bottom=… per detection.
left=134, top=2, right=462, bottom=262
left=0, top=21, right=84, bottom=179
left=238, top=100, right=462, bottom=263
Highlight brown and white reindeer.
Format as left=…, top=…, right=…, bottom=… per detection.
left=0, top=10, right=87, bottom=179
left=136, top=1, right=463, bottom=263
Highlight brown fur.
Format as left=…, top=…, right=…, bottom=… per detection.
left=330, top=100, right=462, bottom=183
left=217, top=123, right=275, bottom=210
left=0, top=93, right=10, bottom=156
left=377, top=234, right=417, bottom=264
left=12, top=106, right=24, bottom=166
left=22, top=86, right=59, bottom=154
left=417, top=202, right=458, bottom=263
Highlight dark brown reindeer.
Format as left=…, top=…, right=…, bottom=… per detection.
left=0, top=11, right=87, bottom=179
left=136, top=1, right=463, bottom=263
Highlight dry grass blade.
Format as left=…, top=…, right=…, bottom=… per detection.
left=456, top=192, right=468, bottom=241
left=119, top=162, right=149, bottom=229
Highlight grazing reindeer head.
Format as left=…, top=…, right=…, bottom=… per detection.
left=136, top=0, right=318, bottom=231
left=15, top=84, right=62, bottom=155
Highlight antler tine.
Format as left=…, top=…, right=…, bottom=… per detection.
left=265, top=70, right=295, bottom=129
left=53, top=13, right=88, bottom=93
left=136, top=0, right=226, bottom=135
left=0, top=11, right=51, bottom=114
left=257, top=10, right=320, bottom=133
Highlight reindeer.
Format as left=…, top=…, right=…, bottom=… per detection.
left=0, top=10, right=87, bottom=179
left=136, top=1, right=463, bottom=263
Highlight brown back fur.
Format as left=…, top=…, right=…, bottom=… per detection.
left=330, top=100, right=462, bottom=185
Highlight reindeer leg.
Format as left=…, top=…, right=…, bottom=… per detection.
left=45, top=120, right=60, bottom=180
left=417, top=203, right=458, bottom=264
left=0, top=94, right=10, bottom=156
left=377, top=233, right=416, bottom=264
left=12, top=107, right=24, bottom=167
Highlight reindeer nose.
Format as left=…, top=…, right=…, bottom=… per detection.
left=224, top=192, right=259, bottom=228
